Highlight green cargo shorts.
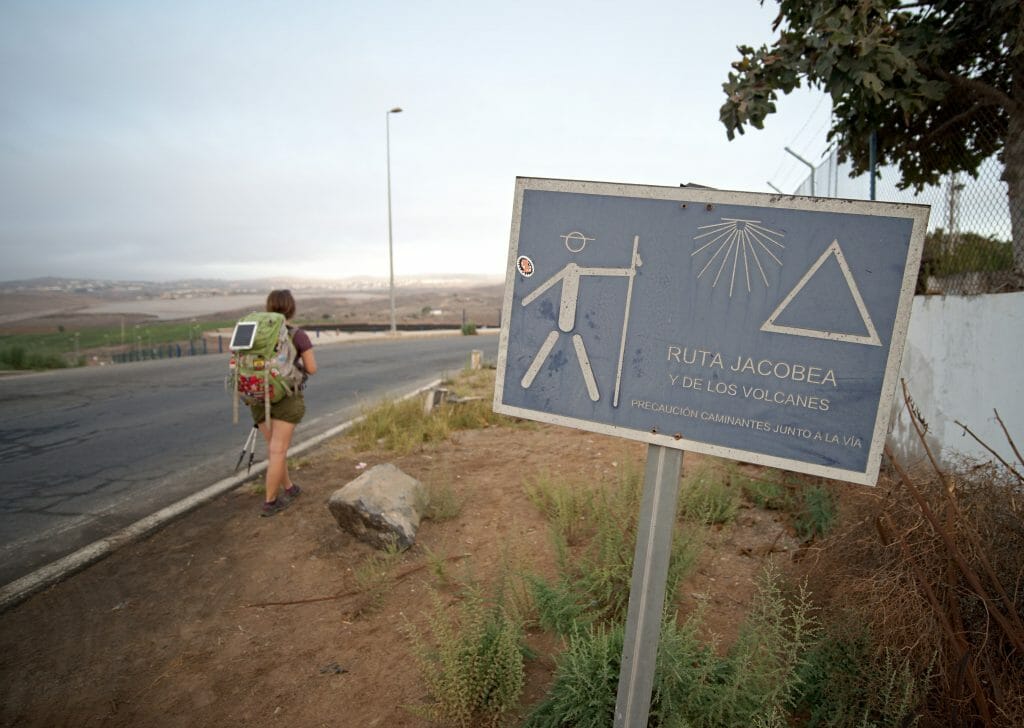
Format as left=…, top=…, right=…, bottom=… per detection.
left=250, top=392, right=306, bottom=425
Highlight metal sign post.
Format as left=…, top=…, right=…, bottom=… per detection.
left=614, top=444, right=683, bottom=727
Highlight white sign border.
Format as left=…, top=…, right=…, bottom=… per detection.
left=493, top=177, right=929, bottom=486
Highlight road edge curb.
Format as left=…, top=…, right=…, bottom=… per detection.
left=0, top=378, right=442, bottom=613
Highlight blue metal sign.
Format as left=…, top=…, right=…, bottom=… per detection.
left=494, top=178, right=929, bottom=485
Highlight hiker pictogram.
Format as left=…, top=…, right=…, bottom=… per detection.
left=519, top=234, right=643, bottom=406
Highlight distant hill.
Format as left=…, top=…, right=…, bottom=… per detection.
left=0, top=274, right=505, bottom=299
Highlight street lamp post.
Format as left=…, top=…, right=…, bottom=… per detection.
left=386, top=106, right=403, bottom=335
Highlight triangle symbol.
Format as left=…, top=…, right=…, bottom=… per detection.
left=761, top=240, right=882, bottom=346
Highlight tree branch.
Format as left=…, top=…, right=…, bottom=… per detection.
left=241, top=553, right=472, bottom=608
left=920, top=100, right=997, bottom=143
left=954, top=419, right=1024, bottom=482
left=934, top=69, right=1018, bottom=113
left=994, top=408, right=1024, bottom=479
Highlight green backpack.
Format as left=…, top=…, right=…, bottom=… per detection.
left=228, top=312, right=304, bottom=424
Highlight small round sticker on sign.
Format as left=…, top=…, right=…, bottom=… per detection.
left=516, top=255, right=535, bottom=277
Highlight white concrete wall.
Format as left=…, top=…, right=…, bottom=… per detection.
left=888, top=291, right=1024, bottom=470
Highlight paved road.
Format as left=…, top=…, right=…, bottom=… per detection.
left=0, top=334, right=498, bottom=586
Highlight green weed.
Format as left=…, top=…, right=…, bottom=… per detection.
left=523, top=472, right=595, bottom=547
left=453, top=367, right=494, bottom=397
left=352, top=539, right=402, bottom=614
left=679, top=463, right=740, bottom=525
left=523, top=574, right=593, bottom=637
left=738, top=469, right=791, bottom=511
left=524, top=460, right=701, bottom=631
left=445, top=398, right=505, bottom=430
left=700, top=565, right=818, bottom=726
left=424, top=479, right=463, bottom=522
left=736, top=469, right=836, bottom=541
left=349, top=370, right=519, bottom=454
left=422, top=546, right=456, bottom=585
left=792, top=623, right=923, bottom=727
left=792, top=485, right=837, bottom=541
left=349, top=396, right=451, bottom=454
left=406, top=583, right=526, bottom=727
left=522, top=622, right=625, bottom=728
left=524, top=565, right=819, bottom=727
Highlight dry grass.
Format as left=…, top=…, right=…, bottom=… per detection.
left=798, top=457, right=1024, bottom=727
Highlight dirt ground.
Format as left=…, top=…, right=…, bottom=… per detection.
left=0, top=422, right=800, bottom=728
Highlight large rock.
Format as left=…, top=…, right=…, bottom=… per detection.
left=327, top=464, right=428, bottom=550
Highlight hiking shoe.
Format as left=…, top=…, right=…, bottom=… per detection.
left=260, top=498, right=290, bottom=518
left=284, top=484, right=301, bottom=500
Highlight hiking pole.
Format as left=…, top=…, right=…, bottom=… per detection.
left=613, top=235, right=642, bottom=408
left=246, top=424, right=258, bottom=474
left=235, top=425, right=259, bottom=473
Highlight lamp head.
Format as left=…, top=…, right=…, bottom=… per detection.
left=389, top=107, right=403, bottom=114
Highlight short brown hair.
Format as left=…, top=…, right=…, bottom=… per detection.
left=266, top=289, right=296, bottom=319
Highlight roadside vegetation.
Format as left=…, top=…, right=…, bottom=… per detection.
left=346, top=370, right=1021, bottom=726
left=0, top=346, right=72, bottom=371
left=917, top=230, right=1015, bottom=292
left=0, top=318, right=237, bottom=370
left=347, top=364, right=530, bottom=455
left=400, top=451, right=921, bottom=727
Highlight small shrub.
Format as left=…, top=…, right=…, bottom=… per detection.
left=921, top=229, right=1013, bottom=278
left=793, top=623, right=923, bottom=727
left=461, top=322, right=478, bottom=336
left=792, top=485, right=836, bottom=541
left=739, top=471, right=791, bottom=510
left=522, top=622, right=624, bottom=728
left=352, top=539, right=402, bottom=614
left=800, top=459, right=1022, bottom=725
left=680, top=464, right=740, bottom=525
left=528, top=606, right=798, bottom=728
left=523, top=472, right=595, bottom=547
left=422, top=546, right=457, bottom=585
left=702, top=565, right=818, bottom=726
left=525, top=565, right=822, bottom=727
left=406, top=584, right=525, bottom=728
left=523, top=574, right=592, bottom=637
left=424, top=480, right=463, bottom=522
left=525, top=460, right=701, bottom=629
left=1, top=346, right=26, bottom=369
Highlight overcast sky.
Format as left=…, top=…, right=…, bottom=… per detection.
left=0, top=0, right=834, bottom=283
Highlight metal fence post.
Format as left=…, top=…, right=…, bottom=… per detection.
left=869, top=131, right=877, bottom=201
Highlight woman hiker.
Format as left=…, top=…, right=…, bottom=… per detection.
left=256, top=289, right=317, bottom=516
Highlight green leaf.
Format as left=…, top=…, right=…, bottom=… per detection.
left=859, top=71, right=883, bottom=93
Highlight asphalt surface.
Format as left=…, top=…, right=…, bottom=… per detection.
left=0, top=333, right=498, bottom=587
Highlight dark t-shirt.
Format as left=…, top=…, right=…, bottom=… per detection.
left=288, top=326, right=313, bottom=382
left=290, top=326, right=313, bottom=361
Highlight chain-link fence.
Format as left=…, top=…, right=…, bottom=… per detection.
left=792, top=106, right=1019, bottom=296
